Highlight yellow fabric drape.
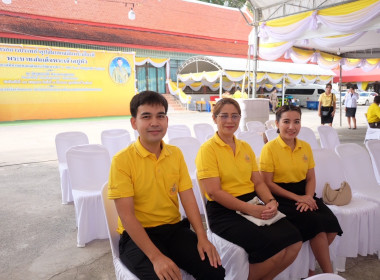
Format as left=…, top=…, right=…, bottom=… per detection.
left=265, top=11, right=313, bottom=27
left=320, top=0, right=378, bottom=16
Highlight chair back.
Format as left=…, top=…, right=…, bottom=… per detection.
left=265, top=119, right=276, bottom=130
left=101, top=129, right=131, bottom=159
left=364, top=113, right=380, bottom=142
left=237, top=131, right=264, bottom=157
left=168, top=137, right=201, bottom=177
left=101, top=182, right=120, bottom=258
left=304, top=273, right=346, bottom=279
left=167, top=124, right=192, bottom=140
left=193, top=123, right=215, bottom=144
left=297, top=127, right=319, bottom=149
left=193, top=174, right=211, bottom=230
left=313, top=149, right=347, bottom=198
left=317, top=125, right=340, bottom=150
left=265, top=128, right=278, bottom=142
left=335, top=143, right=379, bottom=192
left=365, top=140, right=380, bottom=184
left=67, top=144, right=111, bottom=192
left=55, top=131, right=89, bottom=164
left=133, top=129, right=139, bottom=141
left=245, top=121, right=265, bottom=134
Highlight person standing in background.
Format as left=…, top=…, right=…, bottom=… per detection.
left=270, top=89, right=279, bottom=113
left=367, top=95, right=380, bottom=128
left=318, top=83, right=336, bottom=126
left=345, top=86, right=359, bottom=129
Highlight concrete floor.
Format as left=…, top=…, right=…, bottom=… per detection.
left=1, top=105, right=379, bottom=279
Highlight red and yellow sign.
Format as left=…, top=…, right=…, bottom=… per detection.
left=0, top=44, right=135, bottom=121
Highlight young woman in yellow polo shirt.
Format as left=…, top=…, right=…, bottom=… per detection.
left=260, top=105, right=342, bottom=275
left=196, top=98, right=302, bottom=280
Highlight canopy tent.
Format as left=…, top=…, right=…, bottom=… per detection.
left=176, top=55, right=335, bottom=97
left=245, top=0, right=380, bottom=125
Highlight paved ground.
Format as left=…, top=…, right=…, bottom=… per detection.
left=0, top=104, right=379, bottom=279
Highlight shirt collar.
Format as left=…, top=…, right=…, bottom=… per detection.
left=134, top=138, right=170, bottom=158
left=276, top=135, right=302, bottom=150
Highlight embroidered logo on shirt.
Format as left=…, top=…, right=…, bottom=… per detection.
left=303, top=154, right=308, bottom=162
left=170, top=183, right=178, bottom=196
left=245, top=154, right=251, bottom=162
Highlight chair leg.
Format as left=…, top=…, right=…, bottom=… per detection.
left=335, top=256, right=346, bottom=272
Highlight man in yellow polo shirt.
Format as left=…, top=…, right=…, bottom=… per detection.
left=108, top=91, right=224, bottom=280
left=367, top=95, right=380, bottom=128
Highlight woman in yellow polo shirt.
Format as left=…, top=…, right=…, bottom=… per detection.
left=260, top=105, right=342, bottom=275
left=318, top=83, right=336, bottom=126
left=367, top=95, right=380, bottom=128
left=196, top=98, right=302, bottom=280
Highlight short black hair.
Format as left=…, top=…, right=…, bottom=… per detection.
left=130, top=91, right=168, bottom=118
left=374, top=95, right=380, bottom=104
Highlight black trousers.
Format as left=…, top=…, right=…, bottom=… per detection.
left=119, top=219, right=225, bottom=280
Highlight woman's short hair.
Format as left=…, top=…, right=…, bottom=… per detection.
left=374, top=95, right=380, bottom=104
left=275, top=105, right=302, bottom=123
left=213, top=98, right=241, bottom=118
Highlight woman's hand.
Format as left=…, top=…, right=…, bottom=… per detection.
left=296, top=202, right=311, bottom=212
left=295, top=195, right=318, bottom=210
left=261, top=200, right=278, bottom=220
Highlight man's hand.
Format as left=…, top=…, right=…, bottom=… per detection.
left=197, top=235, right=222, bottom=268
left=152, top=254, right=182, bottom=280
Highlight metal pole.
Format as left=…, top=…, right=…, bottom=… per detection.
left=252, top=20, right=259, bottom=99
left=282, top=76, right=286, bottom=106
left=339, top=63, right=342, bottom=127
left=219, top=70, right=222, bottom=98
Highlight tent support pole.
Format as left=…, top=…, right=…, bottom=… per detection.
left=219, top=71, right=222, bottom=98
left=339, top=63, right=342, bottom=127
left=252, top=19, right=259, bottom=99
left=282, top=76, right=286, bottom=106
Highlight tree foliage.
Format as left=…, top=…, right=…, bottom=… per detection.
left=197, top=0, right=247, bottom=9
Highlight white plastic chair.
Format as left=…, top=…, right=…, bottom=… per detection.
left=297, top=127, right=319, bottom=149
left=364, top=113, right=380, bottom=143
left=313, top=149, right=380, bottom=272
left=365, top=140, right=380, bottom=184
left=167, top=124, right=192, bottom=140
left=101, top=183, right=194, bottom=280
left=317, top=125, right=340, bottom=150
left=304, top=273, right=346, bottom=279
left=55, top=131, right=89, bottom=204
left=265, top=128, right=278, bottom=142
left=101, top=129, right=131, bottom=160
left=246, top=121, right=266, bottom=135
left=236, top=131, right=265, bottom=158
left=168, top=137, right=204, bottom=217
left=101, top=183, right=140, bottom=280
left=133, top=129, right=139, bottom=141
left=265, top=119, right=276, bottom=130
left=193, top=123, right=215, bottom=144
left=66, top=144, right=110, bottom=247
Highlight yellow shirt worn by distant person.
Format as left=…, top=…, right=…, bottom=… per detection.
left=318, top=93, right=336, bottom=107
left=196, top=133, right=258, bottom=200
left=108, top=139, right=193, bottom=234
left=259, top=136, right=315, bottom=183
left=367, top=103, right=380, bottom=123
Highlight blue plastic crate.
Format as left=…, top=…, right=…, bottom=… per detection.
left=306, top=101, right=319, bottom=110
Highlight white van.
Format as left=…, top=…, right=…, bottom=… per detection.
left=284, top=84, right=326, bottom=107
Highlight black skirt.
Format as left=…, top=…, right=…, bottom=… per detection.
left=206, top=192, right=302, bottom=263
left=345, top=107, right=357, bottom=117
left=321, top=106, right=334, bottom=124
left=275, top=180, right=343, bottom=242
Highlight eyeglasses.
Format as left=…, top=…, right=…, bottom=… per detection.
left=217, top=114, right=241, bottom=121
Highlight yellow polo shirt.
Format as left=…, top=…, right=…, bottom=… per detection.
left=367, top=103, right=380, bottom=123
left=108, top=139, right=193, bottom=233
left=318, top=93, right=336, bottom=107
left=259, top=136, right=315, bottom=183
left=196, top=133, right=258, bottom=200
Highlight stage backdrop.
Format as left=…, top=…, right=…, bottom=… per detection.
left=0, top=44, right=135, bottom=121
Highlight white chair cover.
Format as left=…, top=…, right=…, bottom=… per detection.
left=304, top=273, right=346, bottom=279
left=101, top=184, right=194, bottom=280
left=364, top=114, right=380, bottom=143
left=314, top=149, right=380, bottom=272
left=192, top=179, right=249, bottom=280
left=265, top=128, right=278, bottom=142
left=245, top=121, right=266, bottom=134
left=101, top=129, right=131, bottom=160
left=133, top=129, right=139, bottom=141
left=55, top=131, right=89, bottom=204
left=236, top=131, right=265, bottom=158
left=167, top=124, right=192, bottom=140
left=265, top=119, right=276, bottom=130
left=66, top=144, right=110, bottom=247
left=317, top=125, right=340, bottom=150
left=365, top=140, right=380, bottom=184
left=297, top=127, right=319, bottom=149
left=193, top=123, right=215, bottom=144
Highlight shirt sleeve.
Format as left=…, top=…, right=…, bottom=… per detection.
left=108, top=154, right=134, bottom=199
left=196, top=143, right=220, bottom=179
left=259, top=143, right=274, bottom=173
